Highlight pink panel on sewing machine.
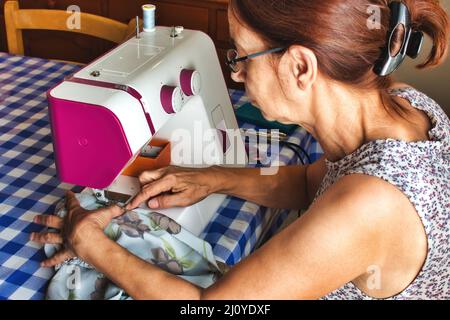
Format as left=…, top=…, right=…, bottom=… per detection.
left=48, top=95, right=133, bottom=189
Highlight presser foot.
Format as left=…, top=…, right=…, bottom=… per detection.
left=92, top=189, right=133, bottom=208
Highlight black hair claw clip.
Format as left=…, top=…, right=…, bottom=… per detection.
left=374, top=1, right=424, bottom=77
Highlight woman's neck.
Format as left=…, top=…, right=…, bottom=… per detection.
left=302, top=83, right=398, bottom=162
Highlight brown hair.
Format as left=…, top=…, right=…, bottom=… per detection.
left=230, top=0, right=449, bottom=116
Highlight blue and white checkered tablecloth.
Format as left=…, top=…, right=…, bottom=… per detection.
left=0, top=52, right=323, bottom=300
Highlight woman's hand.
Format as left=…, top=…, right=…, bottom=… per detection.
left=31, top=191, right=125, bottom=267
left=126, top=166, right=223, bottom=210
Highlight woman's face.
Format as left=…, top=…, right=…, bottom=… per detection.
left=227, top=8, right=314, bottom=125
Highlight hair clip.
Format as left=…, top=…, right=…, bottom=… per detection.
left=374, top=1, right=424, bottom=76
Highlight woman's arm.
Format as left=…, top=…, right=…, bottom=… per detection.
left=78, top=231, right=204, bottom=299
left=218, top=154, right=327, bottom=209
left=64, top=173, right=397, bottom=300
left=128, top=164, right=316, bottom=212
left=215, top=165, right=311, bottom=209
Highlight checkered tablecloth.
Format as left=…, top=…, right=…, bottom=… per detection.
left=0, top=52, right=323, bottom=300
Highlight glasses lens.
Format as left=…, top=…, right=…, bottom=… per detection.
left=226, top=49, right=240, bottom=73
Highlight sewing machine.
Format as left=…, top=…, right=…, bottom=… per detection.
left=47, top=26, right=246, bottom=236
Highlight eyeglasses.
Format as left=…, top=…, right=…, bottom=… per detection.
left=226, top=47, right=287, bottom=73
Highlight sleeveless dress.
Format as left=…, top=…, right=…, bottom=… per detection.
left=314, top=87, right=449, bottom=300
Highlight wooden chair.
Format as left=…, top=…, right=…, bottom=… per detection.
left=4, top=0, right=139, bottom=64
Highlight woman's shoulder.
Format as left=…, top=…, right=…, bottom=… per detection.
left=388, top=82, right=443, bottom=114
left=388, top=82, right=450, bottom=142
left=312, top=172, right=423, bottom=248
left=388, top=82, right=432, bottom=105
left=307, top=173, right=405, bottom=237
left=389, top=82, right=413, bottom=90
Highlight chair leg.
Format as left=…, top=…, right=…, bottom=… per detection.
left=5, top=1, right=25, bottom=55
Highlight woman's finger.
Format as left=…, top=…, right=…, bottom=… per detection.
left=93, top=205, right=126, bottom=229
left=41, top=249, right=75, bottom=268
left=33, top=215, right=64, bottom=229
left=65, top=190, right=81, bottom=212
left=138, top=168, right=167, bottom=185
left=148, top=193, right=192, bottom=209
left=30, top=232, right=64, bottom=245
left=127, top=177, right=175, bottom=210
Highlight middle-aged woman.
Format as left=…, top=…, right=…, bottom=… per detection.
left=33, top=0, right=449, bottom=299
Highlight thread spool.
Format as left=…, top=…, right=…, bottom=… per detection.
left=142, top=4, right=156, bottom=32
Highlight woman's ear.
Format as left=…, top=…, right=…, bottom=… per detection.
left=281, top=45, right=318, bottom=92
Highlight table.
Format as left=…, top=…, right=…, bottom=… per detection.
left=0, top=52, right=323, bottom=300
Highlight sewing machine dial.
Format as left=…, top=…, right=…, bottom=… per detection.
left=160, top=85, right=184, bottom=114
left=180, top=69, right=202, bottom=96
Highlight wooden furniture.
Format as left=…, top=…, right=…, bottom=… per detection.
left=0, top=0, right=239, bottom=89
left=4, top=0, right=138, bottom=64
left=0, top=1, right=6, bottom=52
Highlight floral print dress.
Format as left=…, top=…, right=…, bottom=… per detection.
left=317, top=88, right=449, bottom=300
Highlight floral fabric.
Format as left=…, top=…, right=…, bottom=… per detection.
left=45, top=193, right=225, bottom=300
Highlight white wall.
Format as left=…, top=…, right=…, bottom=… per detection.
left=395, top=0, right=450, bottom=116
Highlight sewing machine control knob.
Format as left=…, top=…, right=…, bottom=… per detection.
left=160, top=85, right=183, bottom=114
left=175, top=26, right=184, bottom=35
left=180, top=69, right=201, bottom=96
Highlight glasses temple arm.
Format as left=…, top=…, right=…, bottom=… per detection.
left=228, top=47, right=287, bottom=65
left=246, top=47, right=286, bottom=60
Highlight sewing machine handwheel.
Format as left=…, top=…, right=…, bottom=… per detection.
left=180, top=69, right=201, bottom=96
left=160, top=85, right=184, bottom=114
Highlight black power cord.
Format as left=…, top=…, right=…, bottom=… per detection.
left=283, top=144, right=305, bottom=165
left=281, top=141, right=312, bottom=165
left=242, top=129, right=312, bottom=166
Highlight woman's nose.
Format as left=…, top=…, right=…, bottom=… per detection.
left=231, top=69, right=246, bottom=83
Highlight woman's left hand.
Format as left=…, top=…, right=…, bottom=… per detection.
left=31, top=191, right=125, bottom=268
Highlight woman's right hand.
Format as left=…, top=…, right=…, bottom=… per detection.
left=126, top=166, right=223, bottom=210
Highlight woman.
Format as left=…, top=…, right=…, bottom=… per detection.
left=32, top=0, right=449, bottom=299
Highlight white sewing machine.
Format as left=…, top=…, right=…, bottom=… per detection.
left=47, top=26, right=246, bottom=236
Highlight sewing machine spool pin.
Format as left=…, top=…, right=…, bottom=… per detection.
left=136, top=16, right=140, bottom=39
